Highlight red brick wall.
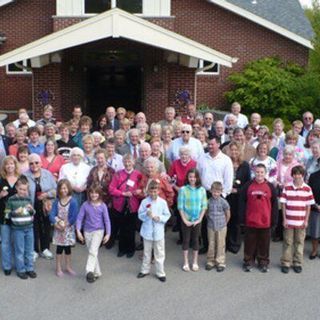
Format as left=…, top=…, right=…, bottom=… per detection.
left=0, top=0, right=55, bottom=117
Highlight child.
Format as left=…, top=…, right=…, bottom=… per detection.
left=177, top=168, right=207, bottom=272
left=76, top=185, right=111, bottom=283
left=5, top=176, right=37, bottom=279
left=137, top=180, right=170, bottom=282
left=206, top=182, right=230, bottom=272
left=280, top=165, right=314, bottom=274
left=49, top=179, right=78, bottom=277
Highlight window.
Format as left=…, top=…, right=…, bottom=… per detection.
left=197, top=60, right=220, bottom=76
left=6, top=59, right=31, bottom=75
left=84, top=0, right=142, bottom=14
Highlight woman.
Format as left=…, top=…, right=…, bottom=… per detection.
left=17, top=145, right=30, bottom=174
left=125, top=110, right=136, bottom=128
left=195, top=127, right=208, bottom=151
left=244, top=125, right=255, bottom=145
left=151, top=140, right=169, bottom=171
left=162, top=125, right=173, bottom=156
left=8, top=129, right=27, bottom=157
left=249, top=142, right=277, bottom=183
left=226, top=142, right=251, bottom=253
left=87, top=149, right=114, bottom=207
left=92, top=131, right=105, bottom=151
left=59, top=147, right=91, bottom=207
left=252, top=125, right=270, bottom=148
left=94, top=114, right=108, bottom=133
left=305, top=140, right=320, bottom=181
left=24, top=153, right=57, bottom=260
left=136, top=122, right=150, bottom=143
left=303, top=129, right=320, bottom=161
left=40, top=138, right=65, bottom=180
left=270, top=118, right=285, bottom=149
left=0, top=156, right=20, bottom=275
left=150, top=123, right=162, bottom=141
left=108, top=154, right=143, bottom=256
left=114, top=129, right=127, bottom=154
left=82, top=134, right=96, bottom=168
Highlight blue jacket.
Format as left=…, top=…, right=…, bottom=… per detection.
left=49, top=197, right=78, bottom=225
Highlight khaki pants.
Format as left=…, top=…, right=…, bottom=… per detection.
left=141, top=238, right=165, bottom=277
left=281, top=228, right=306, bottom=267
left=207, top=227, right=227, bottom=267
left=84, top=230, right=104, bottom=277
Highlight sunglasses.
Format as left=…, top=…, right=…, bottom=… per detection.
left=182, top=131, right=190, bottom=134
left=29, top=162, right=39, bottom=165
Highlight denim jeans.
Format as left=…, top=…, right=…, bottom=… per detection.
left=12, top=227, right=34, bottom=273
left=1, top=224, right=12, bottom=271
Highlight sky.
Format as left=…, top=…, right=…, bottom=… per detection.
left=299, top=0, right=313, bottom=7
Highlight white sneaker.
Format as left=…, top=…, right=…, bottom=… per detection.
left=41, top=249, right=54, bottom=260
left=33, top=251, right=39, bottom=262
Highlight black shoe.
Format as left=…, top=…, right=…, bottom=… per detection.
left=205, top=264, right=215, bottom=271
left=216, top=266, right=225, bottom=272
left=242, top=264, right=252, bottom=272
left=105, top=241, right=115, bottom=250
left=272, top=237, right=281, bottom=242
left=4, top=269, right=11, bottom=276
left=17, top=272, right=28, bottom=280
left=137, top=272, right=148, bottom=279
left=117, top=251, right=126, bottom=258
left=158, top=276, right=166, bottom=282
left=126, top=251, right=135, bottom=258
left=198, top=247, right=208, bottom=255
left=26, top=271, right=37, bottom=279
left=293, top=266, right=302, bottom=273
left=281, top=266, right=289, bottom=274
left=86, top=272, right=96, bottom=283
left=258, top=265, right=269, bottom=273
left=309, top=253, right=317, bottom=260
left=135, top=243, right=144, bottom=251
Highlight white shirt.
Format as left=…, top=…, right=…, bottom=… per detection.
left=223, top=113, right=249, bottom=129
left=197, top=151, right=234, bottom=196
left=167, top=137, right=204, bottom=162
left=58, top=162, right=91, bottom=189
left=13, top=119, right=36, bottom=128
left=106, top=153, right=124, bottom=172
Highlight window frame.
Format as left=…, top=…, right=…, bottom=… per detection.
left=6, top=59, right=32, bottom=75
left=82, top=0, right=143, bottom=15
left=196, top=59, right=220, bottom=76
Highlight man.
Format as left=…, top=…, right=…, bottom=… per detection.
left=250, top=113, right=261, bottom=137
left=0, top=131, right=10, bottom=166
left=105, top=138, right=124, bottom=172
left=203, top=112, right=216, bottom=139
left=167, top=124, right=204, bottom=162
left=181, top=103, right=197, bottom=124
left=301, top=111, right=314, bottom=138
left=117, top=128, right=140, bottom=158
left=197, top=136, right=234, bottom=253
left=239, top=164, right=278, bottom=273
left=223, top=102, right=248, bottom=129
left=71, top=105, right=83, bottom=124
left=13, top=111, right=36, bottom=129
left=158, top=107, right=177, bottom=128
left=27, top=126, right=44, bottom=155
left=222, top=128, right=256, bottom=162
left=56, top=122, right=77, bottom=161
left=4, top=123, right=16, bottom=145
left=105, top=106, right=120, bottom=131
left=36, top=104, right=56, bottom=127
left=214, top=120, right=229, bottom=145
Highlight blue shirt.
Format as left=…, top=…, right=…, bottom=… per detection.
left=28, top=143, right=44, bottom=155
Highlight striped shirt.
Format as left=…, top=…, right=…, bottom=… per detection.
left=178, top=185, right=207, bottom=222
left=280, top=182, right=314, bottom=228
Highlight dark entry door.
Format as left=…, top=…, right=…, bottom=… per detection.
left=87, top=65, right=142, bottom=121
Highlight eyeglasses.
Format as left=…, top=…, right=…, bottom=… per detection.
left=182, top=131, right=190, bottom=134
left=205, top=118, right=213, bottom=120
left=29, top=162, right=39, bottom=165
left=304, top=117, right=312, bottom=120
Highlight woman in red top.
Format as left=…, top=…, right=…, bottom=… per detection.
left=40, top=138, right=65, bottom=181
left=8, top=129, right=27, bottom=157
left=108, top=154, right=143, bottom=257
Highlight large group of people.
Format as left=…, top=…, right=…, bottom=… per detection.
left=0, top=102, right=319, bottom=283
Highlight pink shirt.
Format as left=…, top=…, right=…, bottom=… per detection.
left=40, top=154, right=65, bottom=179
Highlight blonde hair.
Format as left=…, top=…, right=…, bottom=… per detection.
left=0, top=156, right=20, bottom=178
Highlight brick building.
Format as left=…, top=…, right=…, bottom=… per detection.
left=0, top=0, right=313, bottom=122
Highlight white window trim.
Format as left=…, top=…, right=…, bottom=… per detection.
left=196, top=60, right=220, bottom=76
left=82, top=0, right=142, bottom=15
left=6, top=59, right=32, bottom=75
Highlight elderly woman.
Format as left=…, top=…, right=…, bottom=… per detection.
left=59, top=147, right=91, bottom=207
left=303, top=129, right=320, bottom=161
left=92, top=131, right=105, bottom=151
left=24, top=153, right=57, bottom=260
left=270, top=118, right=285, bottom=149
left=8, top=129, right=27, bottom=157
left=150, top=123, right=162, bottom=141
left=173, top=121, right=183, bottom=138
left=40, top=138, right=65, bottom=180
left=87, top=149, right=114, bottom=207
left=0, top=156, right=21, bottom=274
left=226, top=142, right=251, bottom=253
left=82, top=134, right=96, bottom=167
left=151, top=139, right=170, bottom=171
left=195, top=127, right=208, bottom=150
left=136, top=122, right=150, bottom=143
left=305, top=140, right=320, bottom=181
left=108, top=154, right=143, bottom=256
left=162, top=125, right=173, bottom=156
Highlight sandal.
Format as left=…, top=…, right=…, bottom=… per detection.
left=182, top=264, right=190, bottom=272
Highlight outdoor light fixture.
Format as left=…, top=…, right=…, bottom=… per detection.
left=0, top=32, right=7, bottom=44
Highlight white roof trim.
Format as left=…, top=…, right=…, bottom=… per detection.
left=0, top=0, right=14, bottom=7
left=0, top=8, right=237, bottom=68
left=207, top=0, right=313, bottom=49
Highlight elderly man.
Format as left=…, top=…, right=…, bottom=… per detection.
left=118, top=128, right=140, bottom=158
left=301, top=111, right=314, bottom=138
left=223, top=102, right=248, bottom=129
left=203, top=112, right=216, bottom=139
left=197, top=136, right=234, bottom=254
left=105, top=106, right=120, bottom=131
left=214, top=120, right=229, bottom=145
left=158, top=107, right=177, bottom=128
left=250, top=113, right=261, bottom=137
left=167, top=124, right=204, bottom=162
left=135, top=142, right=165, bottom=174
left=13, top=111, right=36, bottom=129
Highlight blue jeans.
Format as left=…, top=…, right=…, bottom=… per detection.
left=1, top=224, right=12, bottom=271
left=12, top=227, right=34, bottom=273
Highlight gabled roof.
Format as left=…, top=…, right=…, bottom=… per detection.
left=207, top=0, right=313, bottom=49
left=0, top=8, right=237, bottom=68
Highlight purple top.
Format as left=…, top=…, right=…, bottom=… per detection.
left=76, top=201, right=111, bottom=234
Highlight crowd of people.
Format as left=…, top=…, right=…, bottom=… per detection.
left=0, top=102, right=319, bottom=283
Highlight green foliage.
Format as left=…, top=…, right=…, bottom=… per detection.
left=225, top=57, right=320, bottom=121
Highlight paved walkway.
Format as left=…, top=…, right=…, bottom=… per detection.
left=0, top=232, right=319, bottom=320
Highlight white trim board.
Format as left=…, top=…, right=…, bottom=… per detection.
left=0, top=0, right=14, bottom=7
left=207, top=0, right=313, bottom=49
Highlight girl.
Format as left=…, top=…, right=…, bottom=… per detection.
left=49, top=179, right=78, bottom=277
left=177, top=168, right=207, bottom=272
left=76, top=185, right=111, bottom=283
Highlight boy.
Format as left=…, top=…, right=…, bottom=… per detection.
left=137, top=180, right=171, bottom=282
left=5, top=177, right=37, bottom=279
left=27, top=126, right=44, bottom=155
left=239, top=164, right=278, bottom=273
left=280, top=165, right=314, bottom=274
left=206, top=182, right=230, bottom=272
